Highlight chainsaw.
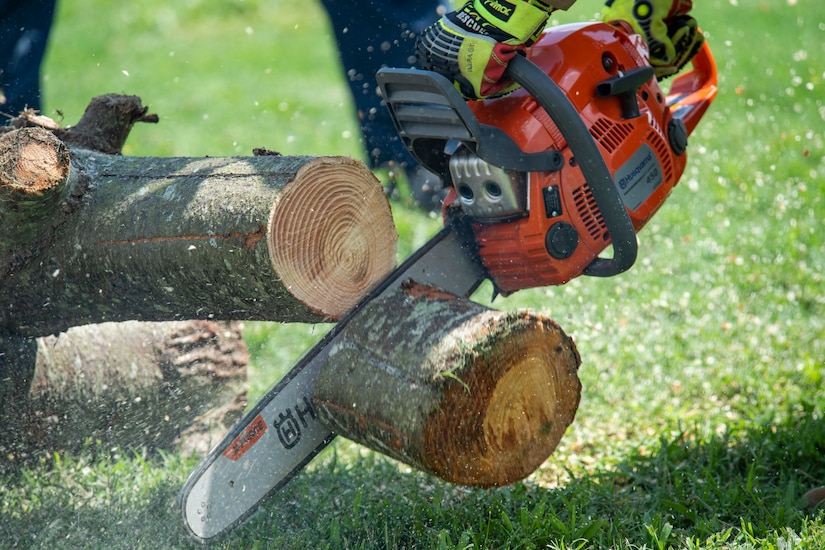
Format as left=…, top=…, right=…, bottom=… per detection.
left=179, top=21, right=717, bottom=543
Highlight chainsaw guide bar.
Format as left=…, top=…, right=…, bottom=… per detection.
left=179, top=226, right=485, bottom=543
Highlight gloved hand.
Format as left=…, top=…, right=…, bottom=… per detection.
left=602, top=0, right=704, bottom=79
left=416, top=0, right=555, bottom=100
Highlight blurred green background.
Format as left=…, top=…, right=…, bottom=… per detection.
left=1, top=0, right=822, bottom=548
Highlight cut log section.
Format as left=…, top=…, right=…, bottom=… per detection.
left=0, top=320, right=248, bottom=467
left=0, top=126, right=397, bottom=337
left=314, top=282, right=581, bottom=487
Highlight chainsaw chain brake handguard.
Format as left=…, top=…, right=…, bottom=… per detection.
left=375, top=67, right=565, bottom=177
left=377, top=54, right=637, bottom=278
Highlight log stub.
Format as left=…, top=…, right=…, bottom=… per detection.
left=313, top=281, right=581, bottom=487
left=0, top=320, right=248, bottom=468
left=0, top=127, right=71, bottom=242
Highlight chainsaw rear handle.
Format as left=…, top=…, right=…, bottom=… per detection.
left=505, top=53, right=638, bottom=278
left=666, top=39, right=718, bottom=136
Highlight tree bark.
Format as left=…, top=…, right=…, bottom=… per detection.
left=313, top=282, right=581, bottom=487
left=0, top=128, right=397, bottom=337
left=0, top=320, right=248, bottom=468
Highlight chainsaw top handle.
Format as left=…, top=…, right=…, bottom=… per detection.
left=504, top=53, right=637, bottom=278
left=666, top=39, right=718, bottom=136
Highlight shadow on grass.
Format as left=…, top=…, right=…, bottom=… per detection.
left=235, top=399, right=825, bottom=549
left=2, top=399, right=824, bottom=549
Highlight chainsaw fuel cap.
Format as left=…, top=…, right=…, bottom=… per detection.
left=545, top=222, right=579, bottom=260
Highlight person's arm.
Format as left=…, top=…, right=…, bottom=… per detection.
left=416, top=0, right=704, bottom=100
left=416, top=0, right=569, bottom=100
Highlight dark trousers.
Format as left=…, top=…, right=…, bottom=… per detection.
left=320, top=0, right=445, bottom=170
left=0, top=0, right=57, bottom=119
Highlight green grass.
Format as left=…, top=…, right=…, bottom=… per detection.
left=3, top=0, right=825, bottom=548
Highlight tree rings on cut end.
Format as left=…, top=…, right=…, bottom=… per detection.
left=267, top=156, right=397, bottom=319
left=0, top=127, right=70, bottom=195
left=423, top=314, right=582, bottom=487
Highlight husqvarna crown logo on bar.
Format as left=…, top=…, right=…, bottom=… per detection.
left=272, top=396, right=318, bottom=449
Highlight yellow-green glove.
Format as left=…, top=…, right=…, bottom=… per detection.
left=416, top=0, right=557, bottom=100
left=602, top=0, right=704, bottom=79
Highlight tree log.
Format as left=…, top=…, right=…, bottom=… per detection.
left=313, top=282, right=581, bottom=487
left=0, top=128, right=397, bottom=337
left=0, top=320, right=248, bottom=468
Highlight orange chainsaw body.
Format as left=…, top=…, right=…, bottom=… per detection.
left=447, top=22, right=717, bottom=293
